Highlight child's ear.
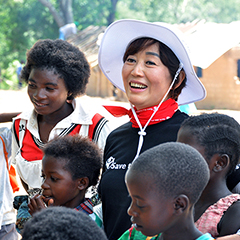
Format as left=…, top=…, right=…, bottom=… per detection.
left=212, top=154, right=229, bottom=173
left=173, top=194, right=189, bottom=214
left=77, top=177, right=89, bottom=191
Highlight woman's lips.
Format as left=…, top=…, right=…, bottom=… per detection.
left=130, top=82, right=147, bottom=89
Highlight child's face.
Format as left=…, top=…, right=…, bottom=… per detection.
left=41, top=155, right=82, bottom=208
left=125, top=170, right=175, bottom=237
left=27, top=68, right=69, bottom=117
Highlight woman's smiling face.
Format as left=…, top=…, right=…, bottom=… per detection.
left=122, top=42, right=172, bottom=110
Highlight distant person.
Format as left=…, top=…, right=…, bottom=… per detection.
left=177, top=113, right=240, bottom=238
left=28, top=135, right=103, bottom=227
left=119, top=142, right=213, bottom=240
left=11, top=39, right=111, bottom=192
left=21, top=207, right=108, bottom=240
left=59, top=23, right=77, bottom=40
left=16, top=60, right=24, bottom=89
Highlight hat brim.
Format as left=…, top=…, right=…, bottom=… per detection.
left=98, top=19, right=206, bottom=105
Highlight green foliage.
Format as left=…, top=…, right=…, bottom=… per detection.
left=0, top=60, right=19, bottom=90
left=0, top=0, right=58, bottom=68
left=73, top=0, right=110, bottom=29
left=1, top=0, right=240, bottom=89
left=116, top=0, right=240, bottom=24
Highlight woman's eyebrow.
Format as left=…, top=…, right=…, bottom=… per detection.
left=146, top=52, right=160, bottom=58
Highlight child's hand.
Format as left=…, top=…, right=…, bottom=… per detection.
left=28, top=194, right=53, bottom=215
left=42, top=195, right=54, bottom=207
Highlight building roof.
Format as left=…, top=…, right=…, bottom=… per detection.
left=69, top=21, right=240, bottom=69
left=182, top=20, right=240, bottom=69
left=68, top=25, right=106, bottom=68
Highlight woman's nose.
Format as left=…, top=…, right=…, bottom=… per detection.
left=131, top=62, right=144, bottom=77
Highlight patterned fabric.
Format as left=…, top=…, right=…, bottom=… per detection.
left=195, top=194, right=240, bottom=237
left=75, top=199, right=102, bottom=227
left=75, top=198, right=94, bottom=215
left=118, top=227, right=214, bottom=240
left=118, top=226, right=160, bottom=240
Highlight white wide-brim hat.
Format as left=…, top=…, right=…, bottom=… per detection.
left=98, top=19, right=206, bottom=105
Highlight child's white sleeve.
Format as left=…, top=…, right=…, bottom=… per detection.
left=0, top=127, right=12, bottom=158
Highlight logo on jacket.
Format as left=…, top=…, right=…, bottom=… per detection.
left=106, top=156, right=127, bottom=170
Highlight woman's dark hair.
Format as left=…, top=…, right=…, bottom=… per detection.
left=21, top=39, right=90, bottom=100
left=123, top=37, right=186, bottom=101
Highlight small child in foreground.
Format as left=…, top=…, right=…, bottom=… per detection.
left=21, top=206, right=107, bottom=240
left=28, top=135, right=103, bottom=227
left=177, top=113, right=240, bottom=238
left=119, top=142, right=213, bottom=240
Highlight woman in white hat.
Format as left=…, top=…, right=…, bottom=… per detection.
left=98, top=19, right=206, bottom=240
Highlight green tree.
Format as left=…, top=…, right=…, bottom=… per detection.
left=37, top=0, right=118, bottom=28
left=1, top=0, right=240, bottom=87
left=38, top=0, right=74, bottom=27
left=0, top=0, right=58, bottom=69
left=117, top=0, right=240, bottom=23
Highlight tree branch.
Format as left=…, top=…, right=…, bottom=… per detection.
left=38, top=0, right=65, bottom=27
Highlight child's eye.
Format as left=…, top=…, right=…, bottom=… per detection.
left=136, top=201, right=145, bottom=209
left=50, top=176, right=58, bottom=182
left=46, top=87, right=54, bottom=91
left=28, top=83, right=36, bottom=88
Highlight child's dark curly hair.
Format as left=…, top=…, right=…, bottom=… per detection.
left=180, top=113, right=240, bottom=177
left=21, top=39, right=90, bottom=100
left=21, top=207, right=108, bottom=240
left=43, top=135, right=103, bottom=188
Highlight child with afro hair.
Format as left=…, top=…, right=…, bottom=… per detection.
left=28, top=135, right=103, bottom=227
left=21, top=206, right=108, bottom=240
left=11, top=39, right=111, bottom=192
